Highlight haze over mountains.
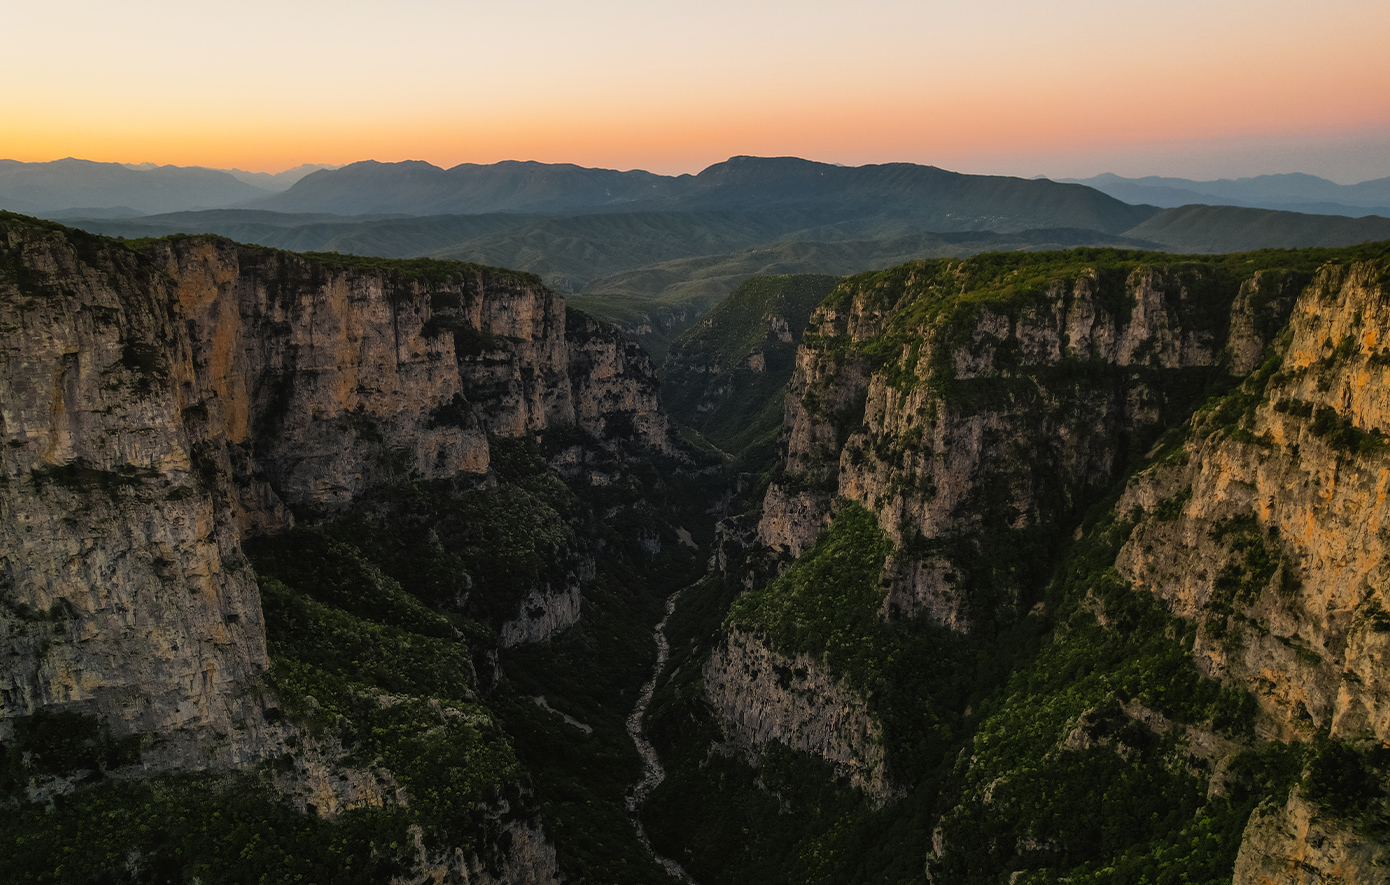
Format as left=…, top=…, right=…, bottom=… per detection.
left=1063, top=171, right=1390, bottom=218
left=0, top=158, right=334, bottom=216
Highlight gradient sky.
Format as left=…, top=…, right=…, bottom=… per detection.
left=4, top=0, right=1389, bottom=182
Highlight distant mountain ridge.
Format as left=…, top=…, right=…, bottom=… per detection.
left=0, top=158, right=272, bottom=215
left=249, top=159, right=677, bottom=216
left=255, top=155, right=1155, bottom=234
left=0, top=159, right=336, bottom=216
left=1064, top=171, right=1390, bottom=217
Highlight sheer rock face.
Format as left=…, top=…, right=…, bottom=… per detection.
left=500, top=583, right=583, bottom=648
left=704, top=630, right=890, bottom=803
left=1117, top=262, right=1390, bottom=746
left=728, top=259, right=1390, bottom=868
left=1233, top=790, right=1389, bottom=885
left=733, top=263, right=1288, bottom=802
left=402, top=819, right=562, bottom=885
left=0, top=220, right=671, bottom=768
left=565, top=309, right=671, bottom=454
left=760, top=265, right=1296, bottom=632
left=0, top=225, right=274, bottom=768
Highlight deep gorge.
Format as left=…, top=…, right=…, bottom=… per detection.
left=4, top=211, right=1390, bottom=884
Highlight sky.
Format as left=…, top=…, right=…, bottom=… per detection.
left=4, top=0, right=1390, bottom=182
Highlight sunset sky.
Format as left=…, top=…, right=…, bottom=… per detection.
left=5, top=0, right=1389, bottom=182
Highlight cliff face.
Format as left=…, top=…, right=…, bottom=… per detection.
left=0, top=223, right=272, bottom=768
left=151, top=236, right=668, bottom=523
left=0, top=216, right=671, bottom=769
left=714, top=258, right=1287, bottom=796
left=690, top=250, right=1390, bottom=880
left=1233, top=790, right=1389, bottom=885
left=759, top=261, right=1295, bottom=631
left=1118, top=262, right=1390, bottom=743
left=704, top=631, right=889, bottom=801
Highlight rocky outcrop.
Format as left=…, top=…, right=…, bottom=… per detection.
left=500, top=584, right=582, bottom=647
left=565, top=309, right=672, bottom=455
left=704, top=630, right=890, bottom=802
left=1233, top=790, right=1388, bottom=885
left=401, top=819, right=561, bottom=885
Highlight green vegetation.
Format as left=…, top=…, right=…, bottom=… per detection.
left=0, top=526, right=522, bottom=884
left=0, top=775, right=419, bottom=885
left=729, top=503, right=892, bottom=683
left=662, top=274, right=840, bottom=457
left=322, top=437, right=580, bottom=620
left=280, top=433, right=709, bottom=883
left=0, top=425, right=713, bottom=883
left=0, top=711, right=141, bottom=791
left=646, top=477, right=1275, bottom=884
left=1205, top=514, right=1284, bottom=637
left=1309, top=405, right=1390, bottom=455
left=299, top=251, right=541, bottom=287
left=831, top=248, right=1344, bottom=404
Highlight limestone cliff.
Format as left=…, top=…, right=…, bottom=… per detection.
left=692, top=250, right=1390, bottom=879
left=704, top=631, right=889, bottom=801
left=1233, top=790, right=1389, bottom=885
left=1116, top=261, right=1390, bottom=745
left=0, top=214, right=674, bottom=878
left=761, top=261, right=1297, bottom=631
left=0, top=216, right=672, bottom=760
left=0, top=221, right=273, bottom=769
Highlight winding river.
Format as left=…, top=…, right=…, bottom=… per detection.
left=626, top=587, right=698, bottom=884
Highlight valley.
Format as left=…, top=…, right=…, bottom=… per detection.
left=3, top=208, right=1390, bottom=884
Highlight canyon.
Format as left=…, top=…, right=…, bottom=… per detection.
left=4, top=210, right=1390, bottom=883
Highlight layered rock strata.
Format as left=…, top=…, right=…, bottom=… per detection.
left=761, top=265, right=1300, bottom=630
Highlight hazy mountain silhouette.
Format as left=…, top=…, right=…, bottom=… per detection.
left=249, top=159, right=679, bottom=215
left=0, top=158, right=271, bottom=215
left=255, top=156, right=1156, bottom=234
left=1065, top=171, right=1390, bottom=217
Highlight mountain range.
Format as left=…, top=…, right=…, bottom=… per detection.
left=0, top=158, right=334, bottom=216
left=1063, top=171, right=1390, bottom=217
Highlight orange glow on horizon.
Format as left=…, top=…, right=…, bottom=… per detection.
left=3, top=0, right=1389, bottom=180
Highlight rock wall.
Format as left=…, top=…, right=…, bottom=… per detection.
left=1117, top=262, right=1390, bottom=745
left=0, top=222, right=274, bottom=768
left=760, top=263, right=1297, bottom=630
left=1233, top=790, right=1389, bottom=885
left=401, top=819, right=562, bottom=885
left=0, top=217, right=671, bottom=767
left=704, top=630, right=890, bottom=802
left=500, top=584, right=583, bottom=648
